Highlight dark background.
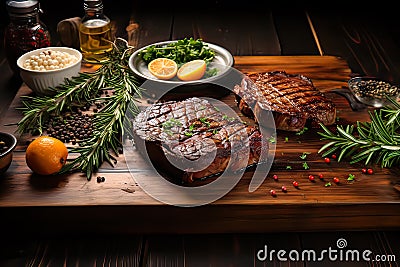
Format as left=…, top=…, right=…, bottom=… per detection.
left=1, top=1, right=400, bottom=266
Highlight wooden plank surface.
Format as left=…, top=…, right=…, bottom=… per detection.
left=1, top=56, right=400, bottom=234
left=0, top=234, right=144, bottom=267
left=2, top=231, right=398, bottom=267
left=172, top=10, right=281, bottom=56
left=307, top=10, right=400, bottom=83
left=143, top=233, right=304, bottom=267
left=272, top=10, right=320, bottom=56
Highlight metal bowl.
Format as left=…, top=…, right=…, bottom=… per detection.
left=348, top=76, right=400, bottom=107
left=0, top=132, right=17, bottom=176
left=128, top=40, right=235, bottom=100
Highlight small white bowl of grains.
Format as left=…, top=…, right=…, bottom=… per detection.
left=17, top=46, right=82, bottom=96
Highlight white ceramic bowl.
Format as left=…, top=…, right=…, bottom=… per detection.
left=17, top=46, right=82, bottom=96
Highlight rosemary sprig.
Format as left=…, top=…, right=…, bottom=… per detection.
left=318, top=96, right=400, bottom=168
left=17, top=38, right=143, bottom=179
left=16, top=71, right=106, bottom=135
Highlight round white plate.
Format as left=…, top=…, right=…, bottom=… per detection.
left=128, top=40, right=234, bottom=85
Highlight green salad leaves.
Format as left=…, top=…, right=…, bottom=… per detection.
left=139, top=37, right=215, bottom=64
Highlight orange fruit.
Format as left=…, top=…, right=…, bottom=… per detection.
left=177, top=59, right=206, bottom=81
left=25, top=136, right=68, bottom=175
left=147, top=58, right=178, bottom=80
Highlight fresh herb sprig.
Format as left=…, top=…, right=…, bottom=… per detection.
left=139, top=37, right=215, bottom=64
left=17, top=38, right=143, bottom=179
left=17, top=72, right=106, bottom=135
left=318, top=96, right=400, bottom=168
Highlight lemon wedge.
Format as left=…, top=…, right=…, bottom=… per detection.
left=148, top=58, right=178, bottom=80
left=177, top=59, right=206, bottom=81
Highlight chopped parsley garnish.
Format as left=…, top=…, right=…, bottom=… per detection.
left=199, top=117, right=211, bottom=127
left=188, top=124, right=195, bottom=132
left=347, top=173, right=355, bottom=181
left=299, top=152, right=311, bottom=160
left=162, top=118, right=182, bottom=130
left=222, top=114, right=235, bottom=121
left=139, top=37, right=215, bottom=64
left=296, top=127, right=308, bottom=135
left=162, top=118, right=182, bottom=135
left=302, top=162, right=310, bottom=170
left=204, top=67, right=218, bottom=78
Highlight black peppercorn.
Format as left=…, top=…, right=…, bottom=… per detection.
left=43, top=109, right=95, bottom=143
left=96, top=176, right=105, bottom=183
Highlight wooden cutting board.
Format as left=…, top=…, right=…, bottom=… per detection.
left=1, top=56, right=399, bottom=235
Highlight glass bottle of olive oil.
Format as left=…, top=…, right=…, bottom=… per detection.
left=79, top=0, right=112, bottom=63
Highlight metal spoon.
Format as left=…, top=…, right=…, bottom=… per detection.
left=332, top=88, right=367, bottom=111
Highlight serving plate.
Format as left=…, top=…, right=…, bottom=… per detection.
left=128, top=40, right=235, bottom=100
left=129, top=40, right=234, bottom=83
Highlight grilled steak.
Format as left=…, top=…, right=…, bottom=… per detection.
left=132, top=97, right=267, bottom=184
left=234, top=71, right=336, bottom=132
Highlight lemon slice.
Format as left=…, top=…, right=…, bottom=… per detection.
left=148, top=58, right=178, bottom=80
left=177, top=59, right=207, bottom=81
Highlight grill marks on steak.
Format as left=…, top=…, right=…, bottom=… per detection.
left=132, top=97, right=267, bottom=183
left=134, top=98, right=221, bottom=143
left=234, top=71, right=336, bottom=132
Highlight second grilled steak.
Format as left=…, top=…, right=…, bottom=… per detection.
left=132, top=97, right=267, bottom=184
left=234, top=71, right=337, bottom=132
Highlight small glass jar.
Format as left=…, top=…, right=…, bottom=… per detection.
left=79, top=0, right=113, bottom=63
left=4, top=0, right=51, bottom=75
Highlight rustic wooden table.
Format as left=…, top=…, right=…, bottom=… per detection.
left=1, top=2, right=400, bottom=266
left=1, top=54, right=399, bottom=233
